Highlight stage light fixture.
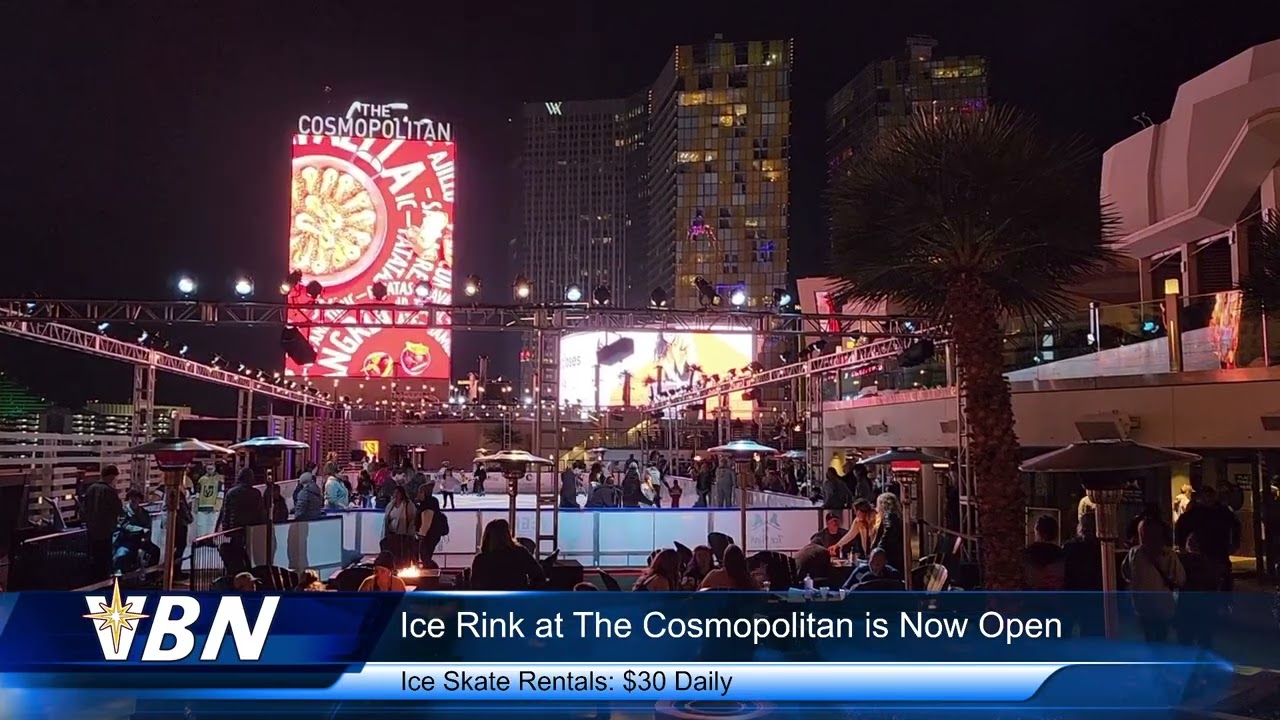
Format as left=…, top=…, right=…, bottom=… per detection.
left=371, top=281, right=389, bottom=301
left=414, top=280, right=432, bottom=300
left=729, top=287, right=747, bottom=307
left=280, top=271, right=303, bottom=295
left=591, top=285, right=611, bottom=306
left=565, top=284, right=583, bottom=303
left=176, top=276, right=197, bottom=296
left=464, top=275, right=481, bottom=297
left=305, top=280, right=323, bottom=300
left=233, top=277, right=254, bottom=297
left=178, top=344, right=189, bottom=357
left=281, top=326, right=318, bottom=366
left=513, top=276, right=532, bottom=301
left=137, top=330, right=150, bottom=344
left=780, top=349, right=797, bottom=363
left=693, top=276, right=720, bottom=307
left=96, top=322, right=110, bottom=334
left=898, top=339, right=936, bottom=368
left=649, top=288, right=668, bottom=308
left=211, top=354, right=225, bottom=368
left=773, top=288, right=795, bottom=311
left=749, top=361, right=765, bottom=373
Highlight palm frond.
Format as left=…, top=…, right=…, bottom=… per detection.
left=828, top=106, right=1122, bottom=323
left=1240, top=213, right=1280, bottom=317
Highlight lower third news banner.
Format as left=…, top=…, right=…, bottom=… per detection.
left=0, top=585, right=1276, bottom=717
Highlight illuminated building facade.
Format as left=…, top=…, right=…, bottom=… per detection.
left=826, top=36, right=988, bottom=179
left=644, top=37, right=793, bottom=310
left=519, top=99, right=629, bottom=304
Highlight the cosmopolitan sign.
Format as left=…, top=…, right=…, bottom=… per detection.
left=298, top=101, right=453, bottom=142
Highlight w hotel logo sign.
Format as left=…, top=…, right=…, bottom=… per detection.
left=545, top=102, right=563, bottom=115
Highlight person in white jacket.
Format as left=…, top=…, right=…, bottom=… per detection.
left=1123, top=518, right=1185, bottom=643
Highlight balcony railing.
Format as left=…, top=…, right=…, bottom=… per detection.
left=821, top=290, right=1277, bottom=402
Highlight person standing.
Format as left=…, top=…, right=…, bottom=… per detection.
left=1174, top=486, right=1240, bottom=591
left=383, top=486, right=417, bottom=567
left=1123, top=519, right=1185, bottom=643
left=217, top=468, right=266, bottom=532
left=81, top=466, right=123, bottom=580
left=439, top=467, right=461, bottom=509
left=292, top=470, right=324, bottom=521
left=1062, top=513, right=1104, bottom=636
left=1176, top=533, right=1225, bottom=649
left=416, top=489, right=448, bottom=567
left=694, top=460, right=714, bottom=507
left=712, top=456, right=736, bottom=508
left=197, top=463, right=222, bottom=513
left=1023, top=515, right=1066, bottom=590
left=559, top=462, right=583, bottom=509
left=473, top=462, right=487, bottom=496
left=822, top=467, right=853, bottom=514
left=323, top=464, right=349, bottom=510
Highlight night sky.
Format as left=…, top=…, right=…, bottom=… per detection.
left=2, top=1, right=1277, bottom=414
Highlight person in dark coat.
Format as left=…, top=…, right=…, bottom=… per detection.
left=821, top=467, right=852, bottom=512
left=217, top=467, right=266, bottom=533
left=849, top=464, right=875, bottom=503
left=81, top=465, right=123, bottom=580
left=811, top=512, right=848, bottom=548
left=264, top=484, right=289, bottom=523
left=560, top=462, right=584, bottom=509
left=693, top=461, right=714, bottom=507
left=1174, top=487, right=1240, bottom=590
left=585, top=478, right=620, bottom=508
left=470, top=519, right=545, bottom=590
left=1062, top=512, right=1104, bottom=636
left=621, top=466, right=645, bottom=508
left=292, top=471, right=324, bottom=520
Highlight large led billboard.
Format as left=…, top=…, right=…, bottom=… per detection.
left=285, top=132, right=455, bottom=379
left=558, top=331, right=755, bottom=418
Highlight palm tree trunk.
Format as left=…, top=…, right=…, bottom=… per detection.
left=947, top=281, right=1025, bottom=590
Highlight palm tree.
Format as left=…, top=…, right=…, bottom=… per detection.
left=829, top=107, right=1120, bottom=589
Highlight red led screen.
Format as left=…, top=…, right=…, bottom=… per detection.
left=285, top=135, right=455, bottom=380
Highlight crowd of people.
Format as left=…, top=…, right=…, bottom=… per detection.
left=1022, top=484, right=1241, bottom=646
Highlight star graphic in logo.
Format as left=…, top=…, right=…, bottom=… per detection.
left=83, top=578, right=149, bottom=655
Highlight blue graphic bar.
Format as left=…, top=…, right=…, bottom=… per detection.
left=334, top=662, right=1064, bottom=701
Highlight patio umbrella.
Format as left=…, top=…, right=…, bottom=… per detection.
left=707, top=440, right=778, bottom=455
left=1019, top=440, right=1201, bottom=473
left=476, top=450, right=554, bottom=466
left=125, top=437, right=235, bottom=459
left=779, top=449, right=807, bottom=460
left=228, top=436, right=310, bottom=451
left=858, top=448, right=951, bottom=466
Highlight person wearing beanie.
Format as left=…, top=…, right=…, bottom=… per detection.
left=217, top=467, right=266, bottom=533
left=358, top=551, right=407, bottom=592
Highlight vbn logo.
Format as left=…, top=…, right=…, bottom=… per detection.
left=83, top=579, right=280, bottom=661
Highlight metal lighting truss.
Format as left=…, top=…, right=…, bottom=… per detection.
left=641, top=331, right=944, bottom=412
left=0, top=299, right=925, bottom=337
left=0, top=307, right=329, bottom=407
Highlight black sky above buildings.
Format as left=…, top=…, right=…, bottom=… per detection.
left=1, top=0, right=1277, bottom=413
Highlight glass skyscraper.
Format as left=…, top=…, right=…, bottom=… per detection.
left=644, top=37, right=793, bottom=310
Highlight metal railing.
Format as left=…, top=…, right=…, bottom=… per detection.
left=7, top=528, right=91, bottom=590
